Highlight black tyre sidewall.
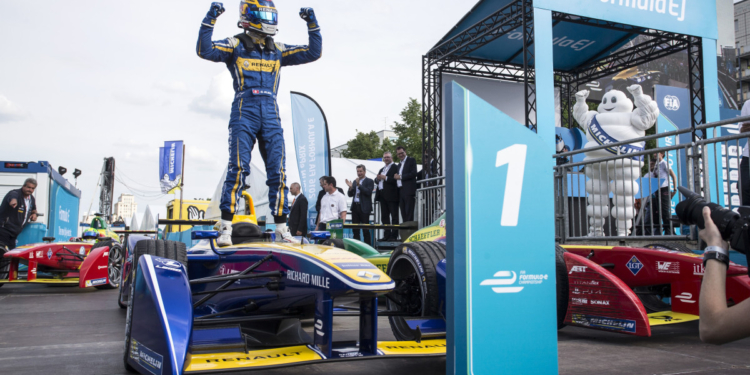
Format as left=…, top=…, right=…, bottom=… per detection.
left=386, top=241, right=445, bottom=341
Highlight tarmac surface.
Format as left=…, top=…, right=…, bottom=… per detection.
left=1, top=284, right=749, bottom=375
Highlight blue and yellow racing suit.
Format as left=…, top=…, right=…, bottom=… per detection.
left=197, top=14, right=322, bottom=222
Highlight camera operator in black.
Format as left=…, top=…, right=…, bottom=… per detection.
left=697, top=207, right=750, bottom=344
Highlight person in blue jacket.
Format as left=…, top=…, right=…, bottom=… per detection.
left=197, top=1, right=322, bottom=245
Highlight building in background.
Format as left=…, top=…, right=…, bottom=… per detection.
left=331, top=129, right=398, bottom=158
left=114, top=194, right=137, bottom=222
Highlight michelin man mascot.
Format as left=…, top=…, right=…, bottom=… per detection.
left=573, top=85, right=659, bottom=236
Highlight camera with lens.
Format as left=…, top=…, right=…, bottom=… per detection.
left=675, top=186, right=750, bottom=255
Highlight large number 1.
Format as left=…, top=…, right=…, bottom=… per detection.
left=495, top=144, right=527, bottom=227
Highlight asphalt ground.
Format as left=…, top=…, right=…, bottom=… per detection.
left=1, top=284, right=749, bottom=375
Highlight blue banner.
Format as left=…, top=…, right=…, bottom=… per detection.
left=290, top=92, right=330, bottom=232
left=534, top=0, right=718, bottom=39
left=47, top=178, right=80, bottom=241
left=159, top=141, right=183, bottom=194
left=446, top=82, right=558, bottom=374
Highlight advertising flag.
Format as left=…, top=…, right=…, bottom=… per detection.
left=290, top=92, right=330, bottom=232
left=159, top=140, right=184, bottom=194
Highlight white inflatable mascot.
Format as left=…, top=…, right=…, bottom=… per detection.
left=573, top=85, right=659, bottom=236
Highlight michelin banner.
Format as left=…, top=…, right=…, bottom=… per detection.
left=159, top=141, right=183, bottom=194
left=291, top=92, right=331, bottom=231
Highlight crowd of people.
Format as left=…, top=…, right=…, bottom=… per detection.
left=286, top=146, right=433, bottom=245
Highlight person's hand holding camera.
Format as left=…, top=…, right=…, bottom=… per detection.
left=698, top=207, right=750, bottom=345
left=699, top=207, right=728, bottom=250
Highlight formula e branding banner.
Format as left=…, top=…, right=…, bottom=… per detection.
left=159, top=141, right=183, bottom=194
left=534, top=0, right=717, bottom=40
left=446, top=82, right=558, bottom=374
left=47, top=176, right=80, bottom=241
left=291, top=92, right=331, bottom=232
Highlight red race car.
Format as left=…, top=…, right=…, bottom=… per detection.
left=559, top=243, right=750, bottom=336
left=0, top=233, right=122, bottom=290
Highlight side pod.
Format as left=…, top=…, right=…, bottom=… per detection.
left=79, top=245, right=110, bottom=288
left=563, top=252, right=651, bottom=337
left=126, top=255, right=193, bottom=375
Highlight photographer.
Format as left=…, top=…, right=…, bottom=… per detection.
left=698, top=207, right=750, bottom=344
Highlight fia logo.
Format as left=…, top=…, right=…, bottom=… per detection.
left=480, top=271, right=523, bottom=294
left=663, top=95, right=680, bottom=111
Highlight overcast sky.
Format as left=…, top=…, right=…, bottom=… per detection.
left=0, top=1, right=475, bottom=221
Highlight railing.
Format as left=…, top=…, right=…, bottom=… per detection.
left=554, top=115, right=750, bottom=244
left=416, top=176, right=446, bottom=228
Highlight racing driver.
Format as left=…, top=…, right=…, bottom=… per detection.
left=197, top=1, right=322, bottom=245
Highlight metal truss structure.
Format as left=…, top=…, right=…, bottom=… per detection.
left=422, top=0, right=705, bottom=176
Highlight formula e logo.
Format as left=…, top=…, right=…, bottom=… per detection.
left=675, top=292, right=695, bottom=303
left=480, top=271, right=523, bottom=294
left=569, top=265, right=587, bottom=274
left=664, top=95, right=680, bottom=111
left=626, top=256, right=644, bottom=276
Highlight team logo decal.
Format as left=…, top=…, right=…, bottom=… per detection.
left=243, top=60, right=250, bottom=68
left=47, top=249, right=53, bottom=260
left=626, top=256, right=643, bottom=276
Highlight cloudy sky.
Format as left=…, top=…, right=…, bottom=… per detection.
left=0, top=1, right=475, bottom=221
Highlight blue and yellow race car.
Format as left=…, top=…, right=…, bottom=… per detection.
left=119, top=219, right=446, bottom=374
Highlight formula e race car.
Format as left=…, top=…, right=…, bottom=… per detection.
left=380, top=214, right=750, bottom=340
left=118, top=221, right=445, bottom=375
left=0, top=237, right=122, bottom=289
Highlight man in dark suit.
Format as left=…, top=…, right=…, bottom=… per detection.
left=394, top=146, right=418, bottom=224
left=287, top=182, right=308, bottom=237
left=316, top=176, right=345, bottom=227
left=375, top=151, right=400, bottom=241
left=346, top=165, right=374, bottom=245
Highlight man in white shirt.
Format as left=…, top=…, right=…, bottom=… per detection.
left=317, top=176, right=348, bottom=231
left=644, top=152, right=677, bottom=234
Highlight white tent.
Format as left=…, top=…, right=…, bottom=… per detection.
left=129, top=212, right=139, bottom=231
left=141, top=205, right=156, bottom=231
left=205, top=163, right=271, bottom=221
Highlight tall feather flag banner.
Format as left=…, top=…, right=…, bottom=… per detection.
left=290, top=92, right=331, bottom=231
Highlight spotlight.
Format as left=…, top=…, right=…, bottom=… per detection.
left=58, top=166, right=67, bottom=176
left=73, top=169, right=82, bottom=178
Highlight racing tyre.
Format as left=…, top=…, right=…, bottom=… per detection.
left=635, top=242, right=693, bottom=312
left=556, top=245, right=569, bottom=330
left=386, top=241, right=445, bottom=341
left=123, top=240, right=186, bottom=372
left=322, top=239, right=345, bottom=249
left=92, top=240, right=122, bottom=290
